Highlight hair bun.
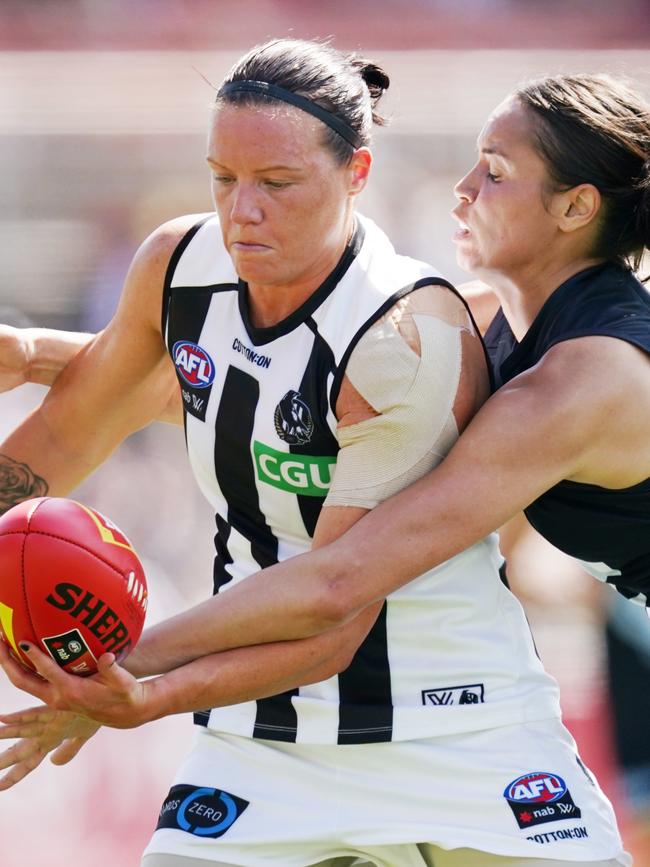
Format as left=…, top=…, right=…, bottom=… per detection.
left=351, top=58, right=390, bottom=126
left=360, top=62, right=390, bottom=97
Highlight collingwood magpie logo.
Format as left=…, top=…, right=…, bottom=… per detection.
left=274, top=390, right=314, bottom=445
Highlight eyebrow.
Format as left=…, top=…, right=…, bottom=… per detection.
left=479, top=146, right=509, bottom=158
left=206, top=156, right=303, bottom=173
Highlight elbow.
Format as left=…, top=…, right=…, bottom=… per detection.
left=306, top=568, right=366, bottom=633
left=330, top=644, right=360, bottom=676
left=290, top=540, right=373, bottom=636
left=303, top=643, right=360, bottom=684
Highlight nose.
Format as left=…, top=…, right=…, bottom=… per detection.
left=454, top=165, right=478, bottom=203
left=230, top=183, right=263, bottom=226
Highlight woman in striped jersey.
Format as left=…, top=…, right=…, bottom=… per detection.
left=0, top=41, right=631, bottom=867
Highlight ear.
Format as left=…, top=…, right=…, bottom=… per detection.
left=347, top=147, right=372, bottom=196
left=553, top=183, right=602, bottom=234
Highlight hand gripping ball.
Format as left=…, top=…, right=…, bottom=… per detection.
left=0, top=497, right=147, bottom=676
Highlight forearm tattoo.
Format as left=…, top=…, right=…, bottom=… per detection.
left=0, top=454, right=49, bottom=515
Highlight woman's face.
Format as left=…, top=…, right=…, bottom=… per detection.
left=452, top=97, right=561, bottom=281
left=207, top=102, right=368, bottom=291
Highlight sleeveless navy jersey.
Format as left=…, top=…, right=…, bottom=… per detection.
left=160, top=212, right=562, bottom=744
left=484, top=262, right=650, bottom=605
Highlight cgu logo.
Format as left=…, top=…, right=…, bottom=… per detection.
left=253, top=441, right=336, bottom=497
left=173, top=341, right=215, bottom=388
left=505, top=773, right=567, bottom=804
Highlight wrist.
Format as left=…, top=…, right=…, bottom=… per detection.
left=122, top=645, right=153, bottom=679
left=140, top=675, right=175, bottom=723
left=21, top=328, right=36, bottom=380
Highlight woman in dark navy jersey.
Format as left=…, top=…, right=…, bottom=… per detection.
left=462, top=74, right=650, bottom=606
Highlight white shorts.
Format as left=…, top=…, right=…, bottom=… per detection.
left=142, top=719, right=630, bottom=867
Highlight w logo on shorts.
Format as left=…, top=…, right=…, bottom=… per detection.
left=422, top=683, right=485, bottom=706
left=156, top=784, right=249, bottom=838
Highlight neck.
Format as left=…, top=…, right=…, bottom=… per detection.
left=484, top=256, right=606, bottom=340
left=246, top=218, right=354, bottom=329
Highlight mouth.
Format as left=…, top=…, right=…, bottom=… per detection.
left=451, top=212, right=471, bottom=242
left=231, top=241, right=271, bottom=253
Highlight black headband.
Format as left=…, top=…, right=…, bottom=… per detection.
left=217, top=80, right=363, bottom=149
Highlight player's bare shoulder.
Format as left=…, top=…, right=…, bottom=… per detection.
left=117, top=213, right=214, bottom=331
left=135, top=213, right=211, bottom=267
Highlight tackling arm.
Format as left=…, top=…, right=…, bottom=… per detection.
left=125, top=332, right=650, bottom=669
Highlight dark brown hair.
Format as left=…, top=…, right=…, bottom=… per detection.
left=216, top=38, right=390, bottom=164
left=517, top=73, right=650, bottom=271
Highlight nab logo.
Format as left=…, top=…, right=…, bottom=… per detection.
left=504, top=771, right=581, bottom=830
left=173, top=341, right=215, bottom=388
left=505, top=773, right=566, bottom=803
left=42, top=628, right=97, bottom=674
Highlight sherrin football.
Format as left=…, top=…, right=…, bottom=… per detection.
left=0, top=497, right=147, bottom=676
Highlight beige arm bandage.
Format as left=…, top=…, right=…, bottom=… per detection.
left=325, top=289, right=474, bottom=510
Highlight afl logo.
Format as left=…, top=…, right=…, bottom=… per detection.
left=173, top=341, right=215, bottom=388
left=504, top=772, right=567, bottom=804
left=274, top=390, right=314, bottom=445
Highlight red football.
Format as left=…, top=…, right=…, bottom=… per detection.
left=0, top=497, right=147, bottom=676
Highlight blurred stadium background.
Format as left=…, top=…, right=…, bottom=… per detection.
left=1, top=1, right=650, bottom=864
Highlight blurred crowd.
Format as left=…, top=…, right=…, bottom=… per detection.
left=1, top=1, right=650, bottom=865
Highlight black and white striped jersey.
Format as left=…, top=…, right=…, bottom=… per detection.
left=163, top=212, right=561, bottom=744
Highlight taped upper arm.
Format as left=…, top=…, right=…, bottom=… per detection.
left=325, top=284, right=490, bottom=510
